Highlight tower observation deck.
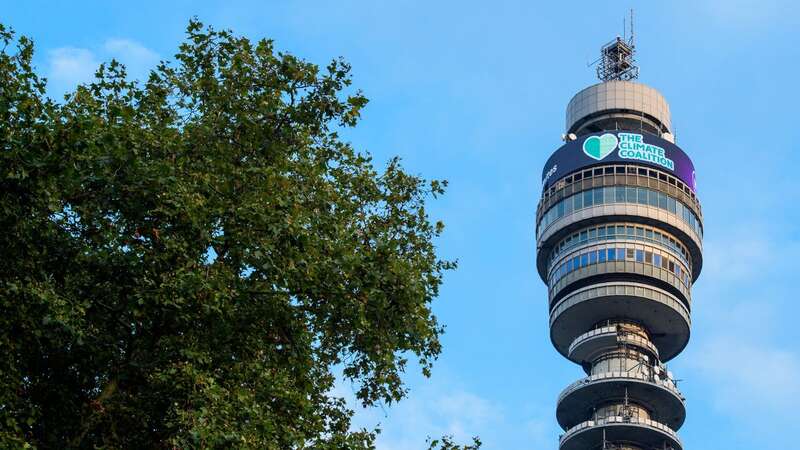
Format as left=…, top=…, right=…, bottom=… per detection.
left=536, top=27, right=702, bottom=450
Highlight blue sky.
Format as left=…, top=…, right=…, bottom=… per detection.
left=5, top=1, right=800, bottom=448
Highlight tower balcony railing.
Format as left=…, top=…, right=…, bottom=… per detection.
left=557, top=371, right=683, bottom=406
left=567, top=325, right=660, bottom=361
left=559, top=415, right=681, bottom=447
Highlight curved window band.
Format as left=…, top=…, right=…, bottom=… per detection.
left=548, top=244, right=692, bottom=292
left=537, top=185, right=703, bottom=239
left=548, top=223, right=692, bottom=271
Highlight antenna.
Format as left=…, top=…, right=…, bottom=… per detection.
left=590, top=9, right=639, bottom=82
left=630, top=9, right=635, bottom=46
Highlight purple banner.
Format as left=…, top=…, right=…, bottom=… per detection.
left=541, top=131, right=696, bottom=192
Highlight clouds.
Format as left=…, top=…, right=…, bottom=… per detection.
left=46, top=38, right=159, bottom=96
left=682, top=219, right=800, bottom=445
left=698, top=0, right=799, bottom=28
left=335, top=369, right=557, bottom=450
left=47, top=47, right=99, bottom=90
left=701, top=228, right=770, bottom=283
left=103, top=38, right=159, bottom=74
left=344, top=381, right=501, bottom=449
left=692, top=336, right=800, bottom=415
left=685, top=330, right=800, bottom=445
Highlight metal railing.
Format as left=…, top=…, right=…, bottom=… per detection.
left=559, top=416, right=681, bottom=445
left=557, top=371, right=683, bottom=405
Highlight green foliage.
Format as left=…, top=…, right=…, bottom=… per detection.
left=0, top=19, right=455, bottom=449
left=426, top=435, right=482, bottom=450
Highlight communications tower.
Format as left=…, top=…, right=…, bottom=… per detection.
left=535, top=19, right=702, bottom=450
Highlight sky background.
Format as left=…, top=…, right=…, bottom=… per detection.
left=4, top=1, right=800, bottom=448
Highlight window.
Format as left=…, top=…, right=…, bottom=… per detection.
left=626, top=187, right=637, bottom=202
left=538, top=185, right=702, bottom=240
left=616, top=186, right=626, bottom=202
left=550, top=242, right=691, bottom=290
left=637, top=187, right=648, bottom=204
left=658, top=192, right=668, bottom=209
left=648, top=190, right=659, bottom=207
left=549, top=222, right=693, bottom=272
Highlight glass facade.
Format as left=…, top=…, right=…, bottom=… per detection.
left=548, top=223, right=692, bottom=271
left=539, top=164, right=701, bottom=217
left=548, top=242, right=692, bottom=291
left=538, top=186, right=703, bottom=239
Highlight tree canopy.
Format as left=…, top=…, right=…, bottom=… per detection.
left=0, top=19, right=470, bottom=448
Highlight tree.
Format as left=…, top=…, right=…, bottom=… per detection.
left=0, top=20, right=470, bottom=448
left=427, top=435, right=482, bottom=450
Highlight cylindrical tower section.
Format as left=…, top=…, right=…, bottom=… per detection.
left=537, top=80, right=701, bottom=450
left=566, top=81, right=673, bottom=140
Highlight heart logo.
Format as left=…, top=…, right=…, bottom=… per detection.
left=582, top=133, right=619, bottom=160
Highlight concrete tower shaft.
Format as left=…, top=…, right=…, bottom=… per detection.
left=536, top=80, right=702, bottom=450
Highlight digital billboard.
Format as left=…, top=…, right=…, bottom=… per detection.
left=541, top=131, right=696, bottom=192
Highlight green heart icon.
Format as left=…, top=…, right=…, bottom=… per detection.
left=582, top=133, right=619, bottom=160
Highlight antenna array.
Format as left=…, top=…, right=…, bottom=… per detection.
left=593, top=9, right=639, bottom=82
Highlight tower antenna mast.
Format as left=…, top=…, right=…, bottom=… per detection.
left=591, top=9, right=639, bottom=82
left=630, top=9, right=635, bottom=47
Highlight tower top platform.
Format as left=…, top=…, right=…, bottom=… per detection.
left=566, top=80, right=673, bottom=139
